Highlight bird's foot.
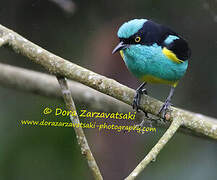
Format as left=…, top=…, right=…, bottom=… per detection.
left=158, top=100, right=172, bottom=119
left=132, top=88, right=147, bottom=113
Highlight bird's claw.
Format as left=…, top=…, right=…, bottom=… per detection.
left=158, top=100, right=172, bottom=119
left=132, top=88, right=147, bottom=113
left=132, top=94, right=140, bottom=112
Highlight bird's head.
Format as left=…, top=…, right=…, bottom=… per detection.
left=112, top=19, right=147, bottom=54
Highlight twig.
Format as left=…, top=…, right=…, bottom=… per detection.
left=56, top=76, right=103, bottom=180
left=0, top=24, right=216, bottom=140
left=125, top=118, right=182, bottom=180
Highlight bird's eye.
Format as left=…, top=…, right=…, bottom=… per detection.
left=135, top=36, right=141, bottom=43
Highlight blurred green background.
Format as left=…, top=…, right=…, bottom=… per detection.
left=0, top=0, right=216, bottom=179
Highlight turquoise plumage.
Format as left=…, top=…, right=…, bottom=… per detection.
left=122, top=43, right=188, bottom=82
left=117, top=19, right=147, bottom=38
left=112, top=19, right=191, bottom=117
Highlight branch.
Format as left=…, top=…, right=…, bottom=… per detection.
left=56, top=76, right=103, bottom=180
left=0, top=24, right=216, bottom=140
left=125, top=118, right=182, bottom=180
left=0, top=63, right=130, bottom=112
left=0, top=63, right=214, bottom=139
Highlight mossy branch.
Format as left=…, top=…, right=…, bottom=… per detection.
left=0, top=63, right=213, bottom=139
left=0, top=24, right=216, bottom=140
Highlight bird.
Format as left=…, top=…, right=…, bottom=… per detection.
left=112, top=19, right=191, bottom=118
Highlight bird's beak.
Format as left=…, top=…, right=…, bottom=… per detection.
left=112, top=41, right=129, bottom=54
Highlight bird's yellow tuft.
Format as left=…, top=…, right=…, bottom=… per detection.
left=162, top=47, right=184, bottom=64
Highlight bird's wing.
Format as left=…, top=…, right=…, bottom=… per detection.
left=162, top=33, right=191, bottom=62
